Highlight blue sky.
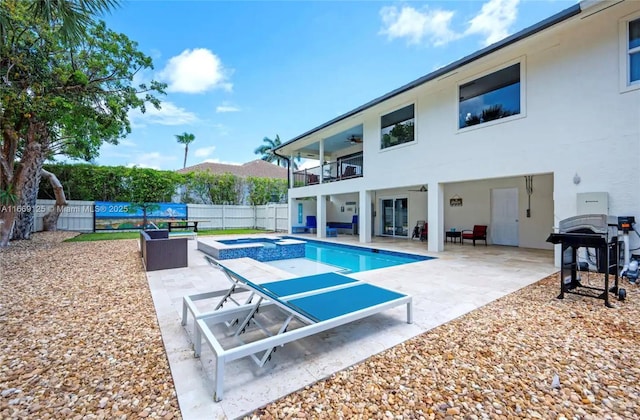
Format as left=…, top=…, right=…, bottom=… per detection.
left=95, top=0, right=576, bottom=171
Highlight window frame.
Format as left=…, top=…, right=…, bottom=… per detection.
left=379, top=102, right=417, bottom=151
left=457, top=59, right=525, bottom=132
left=620, top=12, right=640, bottom=92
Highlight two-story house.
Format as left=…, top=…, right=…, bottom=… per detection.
left=275, top=0, right=640, bottom=261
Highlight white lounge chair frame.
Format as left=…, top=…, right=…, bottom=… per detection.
left=183, top=258, right=413, bottom=401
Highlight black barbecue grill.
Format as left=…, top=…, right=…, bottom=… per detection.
left=546, top=214, right=622, bottom=307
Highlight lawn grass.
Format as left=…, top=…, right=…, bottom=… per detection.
left=64, top=229, right=270, bottom=242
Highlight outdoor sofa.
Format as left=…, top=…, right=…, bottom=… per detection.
left=139, top=229, right=188, bottom=271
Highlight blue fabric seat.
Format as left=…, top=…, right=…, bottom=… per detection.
left=306, top=215, right=317, bottom=233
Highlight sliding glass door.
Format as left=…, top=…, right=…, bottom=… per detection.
left=381, top=198, right=408, bottom=237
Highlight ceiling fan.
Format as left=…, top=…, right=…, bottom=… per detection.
left=408, top=185, right=427, bottom=192
left=346, top=134, right=363, bottom=144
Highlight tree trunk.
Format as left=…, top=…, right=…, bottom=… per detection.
left=0, top=212, right=17, bottom=247
left=11, top=153, right=45, bottom=240
left=41, top=168, right=68, bottom=231
left=8, top=119, right=49, bottom=243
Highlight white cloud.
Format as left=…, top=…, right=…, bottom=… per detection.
left=129, top=102, right=198, bottom=127
left=126, top=152, right=177, bottom=170
left=216, top=104, right=240, bottom=113
left=465, top=0, right=520, bottom=46
left=117, top=139, right=137, bottom=147
left=379, top=0, right=520, bottom=47
left=159, top=48, right=232, bottom=94
left=379, top=5, right=460, bottom=46
left=194, top=146, right=216, bottom=158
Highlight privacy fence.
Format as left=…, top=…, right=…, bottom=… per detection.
left=33, top=200, right=289, bottom=233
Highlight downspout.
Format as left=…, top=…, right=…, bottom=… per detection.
left=273, top=150, right=291, bottom=189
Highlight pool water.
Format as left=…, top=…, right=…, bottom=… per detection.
left=218, top=238, right=278, bottom=248
left=284, top=237, right=432, bottom=273
left=202, top=236, right=432, bottom=273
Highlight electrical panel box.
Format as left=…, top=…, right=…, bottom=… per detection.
left=577, top=192, right=609, bottom=215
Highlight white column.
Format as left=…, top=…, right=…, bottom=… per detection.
left=317, top=194, right=326, bottom=238
left=428, top=182, right=444, bottom=252
left=288, top=196, right=295, bottom=234
left=289, top=154, right=295, bottom=187
left=359, top=189, right=372, bottom=243
left=319, top=139, right=325, bottom=183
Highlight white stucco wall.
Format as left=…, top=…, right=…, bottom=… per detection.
left=288, top=2, right=640, bottom=253
left=443, top=174, right=555, bottom=249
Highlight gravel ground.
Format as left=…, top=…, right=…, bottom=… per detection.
left=252, top=269, right=640, bottom=418
left=0, top=232, right=181, bottom=419
left=2, top=233, right=640, bottom=420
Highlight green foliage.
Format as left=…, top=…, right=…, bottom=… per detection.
left=175, top=132, right=195, bottom=169
left=254, top=135, right=284, bottom=167
left=16, top=0, right=121, bottom=46
left=246, top=177, right=287, bottom=206
left=37, top=163, right=289, bottom=206
left=0, top=186, right=18, bottom=205
left=0, top=0, right=165, bottom=191
left=182, top=171, right=241, bottom=205
left=38, top=163, right=184, bottom=202
left=126, top=166, right=181, bottom=228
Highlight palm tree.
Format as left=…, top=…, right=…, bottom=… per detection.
left=254, top=135, right=283, bottom=166
left=175, top=132, right=195, bottom=169
left=254, top=134, right=302, bottom=170
left=1, top=0, right=120, bottom=46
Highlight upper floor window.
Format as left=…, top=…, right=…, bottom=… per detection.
left=459, top=63, right=521, bottom=129
left=629, top=17, right=640, bottom=84
left=381, top=104, right=414, bottom=149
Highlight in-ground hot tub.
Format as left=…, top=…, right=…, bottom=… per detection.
left=197, top=237, right=306, bottom=261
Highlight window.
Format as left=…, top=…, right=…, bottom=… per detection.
left=459, top=63, right=521, bottom=129
left=381, top=104, right=414, bottom=150
left=629, top=17, right=640, bottom=84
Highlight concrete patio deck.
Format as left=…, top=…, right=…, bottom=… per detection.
left=145, top=235, right=557, bottom=419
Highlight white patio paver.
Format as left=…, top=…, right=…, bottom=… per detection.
left=145, top=235, right=557, bottom=419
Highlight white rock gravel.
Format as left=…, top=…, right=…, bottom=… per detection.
left=251, top=270, right=640, bottom=419
left=0, top=232, right=181, bottom=419
left=2, top=232, right=640, bottom=420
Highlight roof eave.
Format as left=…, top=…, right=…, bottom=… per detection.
left=275, top=2, right=582, bottom=153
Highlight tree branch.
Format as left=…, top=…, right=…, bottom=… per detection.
left=41, top=168, right=68, bottom=231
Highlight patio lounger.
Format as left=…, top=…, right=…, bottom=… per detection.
left=189, top=260, right=413, bottom=401
left=181, top=255, right=359, bottom=330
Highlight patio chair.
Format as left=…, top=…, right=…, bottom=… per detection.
left=306, top=215, right=317, bottom=233
left=411, top=220, right=424, bottom=239
left=308, top=174, right=319, bottom=185
left=461, top=225, right=488, bottom=246
left=420, top=222, right=428, bottom=241
left=341, top=165, right=357, bottom=179
left=188, top=260, right=413, bottom=401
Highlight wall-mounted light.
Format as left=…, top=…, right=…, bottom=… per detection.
left=573, top=173, right=581, bottom=185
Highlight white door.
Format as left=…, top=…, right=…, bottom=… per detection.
left=491, top=187, right=519, bottom=246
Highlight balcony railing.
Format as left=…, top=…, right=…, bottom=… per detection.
left=293, top=153, right=363, bottom=188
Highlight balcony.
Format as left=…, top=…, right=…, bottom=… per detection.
left=293, top=153, right=363, bottom=188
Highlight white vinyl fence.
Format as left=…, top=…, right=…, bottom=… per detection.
left=32, top=200, right=288, bottom=233
left=33, top=200, right=95, bottom=232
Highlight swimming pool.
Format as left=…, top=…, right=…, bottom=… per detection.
left=287, top=237, right=431, bottom=273
left=197, top=236, right=431, bottom=273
